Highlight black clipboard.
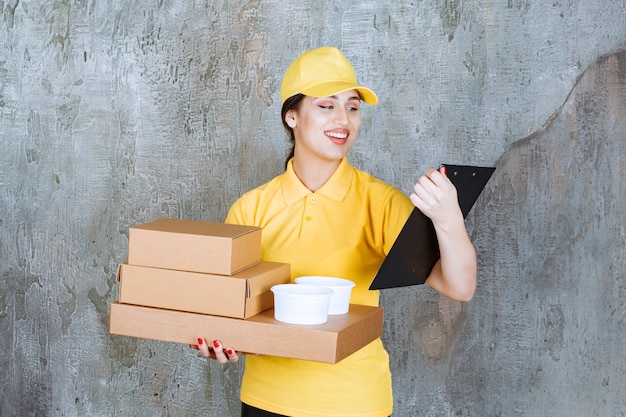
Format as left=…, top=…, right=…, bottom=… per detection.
left=369, top=164, right=495, bottom=290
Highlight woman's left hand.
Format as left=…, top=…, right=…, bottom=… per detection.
left=410, top=165, right=477, bottom=302
left=409, top=166, right=463, bottom=226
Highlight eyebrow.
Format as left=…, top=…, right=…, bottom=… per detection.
left=326, top=95, right=362, bottom=102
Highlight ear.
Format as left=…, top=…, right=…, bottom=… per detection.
left=284, top=109, right=297, bottom=129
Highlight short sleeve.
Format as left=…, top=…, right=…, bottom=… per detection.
left=379, top=187, right=414, bottom=255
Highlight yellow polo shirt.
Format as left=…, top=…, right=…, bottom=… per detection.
left=225, top=158, right=413, bottom=417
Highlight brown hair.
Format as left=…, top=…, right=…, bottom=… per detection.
left=281, top=94, right=305, bottom=169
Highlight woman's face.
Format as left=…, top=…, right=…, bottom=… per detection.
left=285, top=89, right=362, bottom=165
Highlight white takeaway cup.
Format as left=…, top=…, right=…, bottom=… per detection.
left=294, top=276, right=356, bottom=315
left=270, top=284, right=333, bottom=325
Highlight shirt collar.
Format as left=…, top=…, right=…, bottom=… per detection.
left=282, top=157, right=353, bottom=205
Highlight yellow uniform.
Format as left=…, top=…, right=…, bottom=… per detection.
left=225, top=157, right=414, bottom=417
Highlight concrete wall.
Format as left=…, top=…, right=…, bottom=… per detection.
left=1, top=1, right=625, bottom=416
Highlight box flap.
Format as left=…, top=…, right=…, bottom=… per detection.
left=236, top=262, right=291, bottom=298
left=130, top=218, right=260, bottom=239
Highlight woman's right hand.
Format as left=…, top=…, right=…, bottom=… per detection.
left=190, top=338, right=241, bottom=363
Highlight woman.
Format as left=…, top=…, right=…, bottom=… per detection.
left=194, top=46, right=476, bottom=417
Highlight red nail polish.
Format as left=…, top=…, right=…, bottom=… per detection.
left=197, top=338, right=203, bottom=346
left=226, top=349, right=234, bottom=355
left=440, top=165, right=447, bottom=175
left=213, top=340, right=220, bottom=348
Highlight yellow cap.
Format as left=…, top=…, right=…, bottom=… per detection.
left=280, top=47, right=378, bottom=105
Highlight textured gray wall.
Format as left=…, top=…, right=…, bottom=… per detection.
left=383, top=48, right=626, bottom=416
left=1, top=1, right=626, bottom=416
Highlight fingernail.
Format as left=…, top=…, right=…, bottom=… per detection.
left=226, top=349, right=234, bottom=355
left=213, top=340, right=220, bottom=348
left=440, top=165, right=447, bottom=175
left=197, top=338, right=203, bottom=346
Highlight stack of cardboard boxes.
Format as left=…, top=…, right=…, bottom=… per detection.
left=109, top=218, right=384, bottom=364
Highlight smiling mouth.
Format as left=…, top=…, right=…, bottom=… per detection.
left=325, top=131, right=348, bottom=143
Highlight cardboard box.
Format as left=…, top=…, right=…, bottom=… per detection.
left=109, top=302, right=384, bottom=364
left=128, top=218, right=262, bottom=275
left=117, top=261, right=290, bottom=318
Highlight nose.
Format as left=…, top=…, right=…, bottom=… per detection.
left=333, top=107, right=348, bottom=125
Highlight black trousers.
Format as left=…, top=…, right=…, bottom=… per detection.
left=240, top=402, right=391, bottom=417
left=241, top=403, right=288, bottom=417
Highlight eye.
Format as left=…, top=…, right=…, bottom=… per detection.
left=346, top=102, right=361, bottom=112
left=315, top=100, right=334, bottom=109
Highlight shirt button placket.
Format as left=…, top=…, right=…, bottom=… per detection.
left=303, top=195, right=316, bottom=234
